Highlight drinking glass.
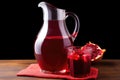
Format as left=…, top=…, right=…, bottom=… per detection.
left=67, top=46, right=91, bottom=77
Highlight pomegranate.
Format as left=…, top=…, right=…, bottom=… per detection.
left=80, top=42, right=106, bottom=62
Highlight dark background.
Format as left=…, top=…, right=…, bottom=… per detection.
left=0, top=0, right=119, bottom=59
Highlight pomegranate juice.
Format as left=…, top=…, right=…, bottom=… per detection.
left=34, top=20, right=73, bottom=73
left=35, top=37, right=72, bottom=73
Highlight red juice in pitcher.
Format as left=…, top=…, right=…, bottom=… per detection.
left=34, top=20, right=74, bottom=73
left=35, top=36, right=73, bottom=73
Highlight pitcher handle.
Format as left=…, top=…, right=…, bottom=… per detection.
left=66, top=12, right=80, bottom=41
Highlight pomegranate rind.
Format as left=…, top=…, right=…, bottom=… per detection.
left=91, top=49, right=106, bottom=62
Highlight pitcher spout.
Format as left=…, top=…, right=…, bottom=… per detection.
left=38, top=1, right=65, bottom=20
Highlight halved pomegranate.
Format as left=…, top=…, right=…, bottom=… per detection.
left=80, top=42, right=106, bottom=62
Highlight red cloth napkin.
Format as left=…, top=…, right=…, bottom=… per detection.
left=17, top=64, right=98, bottom=80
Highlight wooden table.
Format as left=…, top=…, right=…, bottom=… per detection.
left=0, top=59, right=120, bottom=80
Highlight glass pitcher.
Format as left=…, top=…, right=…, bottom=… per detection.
left=34, top=1, right=80, bottom=73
